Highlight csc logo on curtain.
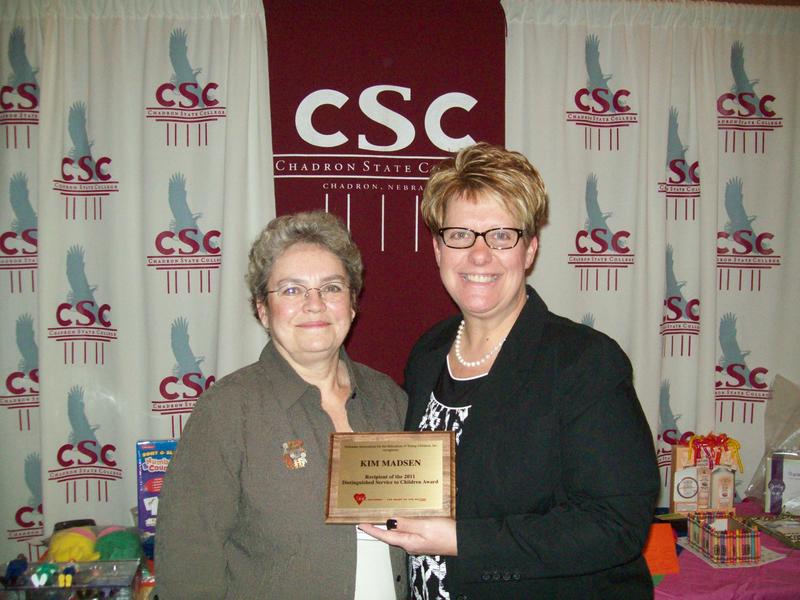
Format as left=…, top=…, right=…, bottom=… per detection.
left=716, top=177, right=781, bottom=291
left=146, top=174, right=222, bottom=293
left=567, top=174, right=635, bottom=291
left=1, top=313, right=39, bottom=431
left=145, top=29, right=226, bottom=147
left=274, top=84, right=474, bottom=191
left=565, top=35, right=638, bottom=151
left=660, top=246, right=700, bottom=358
left=5, top=453, right=45, bottom=561
left=1, top=172, right=38, bottom=293
left=51, top=102, right=120, bottom=221
left=47, top=387, right=123, bottom=503
left=715, top=313, right=771, bottom=424
left=47, top=246, right=117, bottom=365
left=655, top=380, right=696, bottom=503
left=265, top=0, right=505, bottom=382
left=716, top=42, right=782, bottom=154
left=152, top=317, right=215, bottom=437
left=1, top=27, right=39, bottom=150
left=657, top=108, right=700, bottom=221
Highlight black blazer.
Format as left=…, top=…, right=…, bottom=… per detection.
left=404, top=287, right=659, bottom=600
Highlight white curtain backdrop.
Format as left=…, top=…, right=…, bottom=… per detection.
left=1, top=0, right=271, bottom=560
left=504, top=0, right=800, bottom=507
left=2, top=0, right=799, bottom=564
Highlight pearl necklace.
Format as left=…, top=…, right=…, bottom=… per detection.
left=453, top=320, right=506, bottom=368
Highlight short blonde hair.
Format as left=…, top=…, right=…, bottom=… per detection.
left=246, top=211, right=363, bottom=321
left=421, top=143, right=548, bottom=238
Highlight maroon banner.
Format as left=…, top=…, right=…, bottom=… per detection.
left=265, top=0, right=505, bottom=382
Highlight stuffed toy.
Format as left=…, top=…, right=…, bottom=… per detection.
left=58, top=563, right=77, bottom=588
left=95, top=526, right=143, bottom=561
left=47, top=527, right=100, bottom=562
left=1, top=554, right=27, bottom=587
left=30, top=562, right=58, bottom=587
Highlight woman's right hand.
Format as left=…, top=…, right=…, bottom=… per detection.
left=358, top=517, right=458, bottom=556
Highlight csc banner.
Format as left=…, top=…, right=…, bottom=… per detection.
left=265, top=0, right=505, bottom=381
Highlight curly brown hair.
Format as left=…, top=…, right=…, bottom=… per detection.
left=245, top=211, right=363, bottom=322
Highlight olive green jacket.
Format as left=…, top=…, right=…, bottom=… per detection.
left=155, top=341, right=408, bottom=599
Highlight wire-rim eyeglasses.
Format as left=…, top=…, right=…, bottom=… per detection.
left=266, top=282, right=349, bottom=303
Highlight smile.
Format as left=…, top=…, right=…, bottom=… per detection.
left=462, top=274, right=498, bottom=283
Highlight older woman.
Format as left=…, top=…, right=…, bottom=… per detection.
left=155, top=211, right=407, bottom=599
left=361, top=144, right=659, bottom=599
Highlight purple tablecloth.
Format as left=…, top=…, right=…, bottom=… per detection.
left=655, top=499, right=800, bottom=599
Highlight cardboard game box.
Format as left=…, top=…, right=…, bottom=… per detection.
left=136, top=439, right=177, bottom=534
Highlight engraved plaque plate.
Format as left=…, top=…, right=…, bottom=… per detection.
left=326, top=431, right=455, bottom=524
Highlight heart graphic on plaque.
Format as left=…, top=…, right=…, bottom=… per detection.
left=354, top=493, right=366, bottom=505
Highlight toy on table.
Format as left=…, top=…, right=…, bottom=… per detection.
left=30, top=562, right=58, bottom=587
left=95, top=525, right=144, bottom=560
left=57, top=562, right=77, bottom=587
left=1, top=553, right=28, bottom=587
left=141, top=532, right=155, bottom=559
left=46, top=526, right=100, bottom=562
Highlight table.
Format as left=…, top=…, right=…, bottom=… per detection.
left=654, top=499, right=800, bottom=599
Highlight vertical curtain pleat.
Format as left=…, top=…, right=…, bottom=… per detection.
left=504, top=0, right=800, bottom=507
left=0, top=0, right=271, bottom=556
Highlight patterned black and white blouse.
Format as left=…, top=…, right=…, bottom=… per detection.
left=409, top=357, right=485, bottom=600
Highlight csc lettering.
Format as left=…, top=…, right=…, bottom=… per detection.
left=155, top=82, right=219, bottom=108
left=661, top=429, right=694, bottom=446
left=57, top=441, right=117, bottom=467
left=663, top=297, right=700, bottom=322
left=56, top=301, right=111, bottom=327
left=295, top=85, right=477, bottom=152
left=668, top=160, right=700, bottom=184
left=715, top=364, right=768, bottom=389
left=0, top=229, right=37, bottom=255
left=159, top=373, right=215, bottom=400
left=61, top=156, right=112, bottom=182
left=15, top=504, right=43, bottom=528
left=717, top=231, right=773, bottom=255
left=575, top=229, right=630, bottom=254
left=716, top=93, right=775, bottom=117
left=155, top=229, right=221, bottom=255
left=0, top=83, right=38, bottom=110
left=574, top=88, right=630, bottom=114
left=5, top=369, right=39, bottom=395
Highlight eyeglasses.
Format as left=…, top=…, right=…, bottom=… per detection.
left=438, top=227, right=525, bottom=250
left=266, top=282, right=349, bottom=303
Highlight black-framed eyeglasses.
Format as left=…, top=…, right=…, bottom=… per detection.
left=438, top=227, right=525, bottom=250
left=266, top=282, right=349, bottom=303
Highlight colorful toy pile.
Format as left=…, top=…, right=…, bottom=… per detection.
left=1, top=524, right=144, bottom=592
